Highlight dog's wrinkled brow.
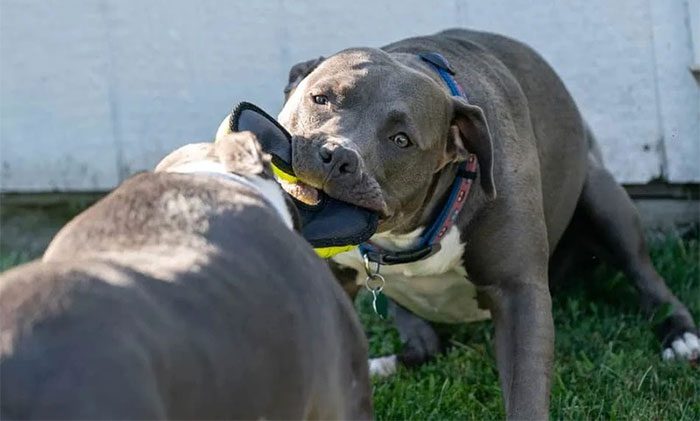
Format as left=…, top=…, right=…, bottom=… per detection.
left=386, top=110, right=408, bottom=123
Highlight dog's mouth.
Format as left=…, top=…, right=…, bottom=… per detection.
left=325, top=180, right=389, bottom=219
left=279, top=175, right=388, bottom=218
left=318, top=182, right=388, bottom=219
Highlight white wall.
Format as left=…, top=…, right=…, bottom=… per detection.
left=1, top=0, right=698, bottom=191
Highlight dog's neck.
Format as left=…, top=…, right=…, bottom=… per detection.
left=165, top=160, right=294, bottom=229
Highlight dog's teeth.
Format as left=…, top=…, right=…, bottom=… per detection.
left=662, top=348, right=675, bottom=361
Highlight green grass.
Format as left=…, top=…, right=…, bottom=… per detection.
left=0, top=250, right=32, bottom=272
left=358, top=236, right=700, bottom=419
left=1, top=226, right=698, bottom=419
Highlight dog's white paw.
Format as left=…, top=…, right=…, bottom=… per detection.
left=662, top=332, right=699, bottom=361
left=369, top=355, right=398, bottom=378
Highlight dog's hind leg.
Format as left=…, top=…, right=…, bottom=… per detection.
left=390, top=299, right=441, bottom=369
left=365, top=300, right=441, bottom=378
left=576, top=153, right=698, bottom=361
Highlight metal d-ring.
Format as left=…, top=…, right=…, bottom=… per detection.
left=364, top=272, right=385, bottom=293
left=362, top=253, right=385, bottom=293
left=363, top=253, right=381, bottom=277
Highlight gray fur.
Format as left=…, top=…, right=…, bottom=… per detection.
left=280, top=29, right=697, bottom=419
left=0, top=133, right=372, bottom=420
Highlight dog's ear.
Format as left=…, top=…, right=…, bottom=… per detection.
left=448, top=97, right=496, bottom=200
left=215, top=131, right=270, bottom=176
left=284, top=56, right=324, bottom=99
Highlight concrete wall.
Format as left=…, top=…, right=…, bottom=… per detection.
left=1, top=0, right=698, bottom=192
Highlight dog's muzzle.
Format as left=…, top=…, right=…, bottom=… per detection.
left=229, top=102, right=379, bottom=257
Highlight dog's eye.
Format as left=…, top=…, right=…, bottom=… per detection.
left=312, top=94, right=329, bottom=105
left=390, top=133, right=412, bottom=148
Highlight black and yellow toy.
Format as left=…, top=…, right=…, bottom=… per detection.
left=229, top=102, right=378, bottom=258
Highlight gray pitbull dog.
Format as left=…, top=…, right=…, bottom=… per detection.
left=0, top=132, right=372, bottom=420
left=269, top=29, right=698, bottom=418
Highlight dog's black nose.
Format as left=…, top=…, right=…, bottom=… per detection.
left=319, top=143, right=358, bottom=176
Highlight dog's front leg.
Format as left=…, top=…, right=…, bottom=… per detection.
left=466, top=209, right=554, bottom=419
left=481, top=279, right=553, bottom=420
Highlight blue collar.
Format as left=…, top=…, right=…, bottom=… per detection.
left=419, top=52, right=466, bottom=97
left=358, top=52, right=477, bottom=265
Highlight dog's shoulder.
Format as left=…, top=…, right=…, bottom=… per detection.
left=43, top=172, right=252, bottom=261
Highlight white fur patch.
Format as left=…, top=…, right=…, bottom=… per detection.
left=333, top=226, right=489, bottom=324
left=662, top=332, right=700, bottom=361
left=166, top=161, right=293, bottom=229
left=375, top=227, right=466, bottom=277
left=369, top=355, right=398, bottom=378
left=167, top=160, right=229, bottom=175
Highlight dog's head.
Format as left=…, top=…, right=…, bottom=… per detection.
left=277, top=48, right=495, bottom=233
left=155, top=132, right=301, bottom=231
left=155, top=131, right=272, bottom=179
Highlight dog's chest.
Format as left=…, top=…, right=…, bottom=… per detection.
left=333, top=227, right=491, bottom=324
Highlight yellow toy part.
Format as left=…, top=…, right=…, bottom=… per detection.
left=271, top=163, right=297, bottom=183
left=314, top=244, right=357, bottom=259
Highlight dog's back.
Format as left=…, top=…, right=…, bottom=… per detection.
left=1, top=171, right=372, bottom=420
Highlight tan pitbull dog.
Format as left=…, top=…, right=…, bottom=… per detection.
left=244, top=29, right=696, bottom=418
left=0, top=132, right=372, bottom=420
